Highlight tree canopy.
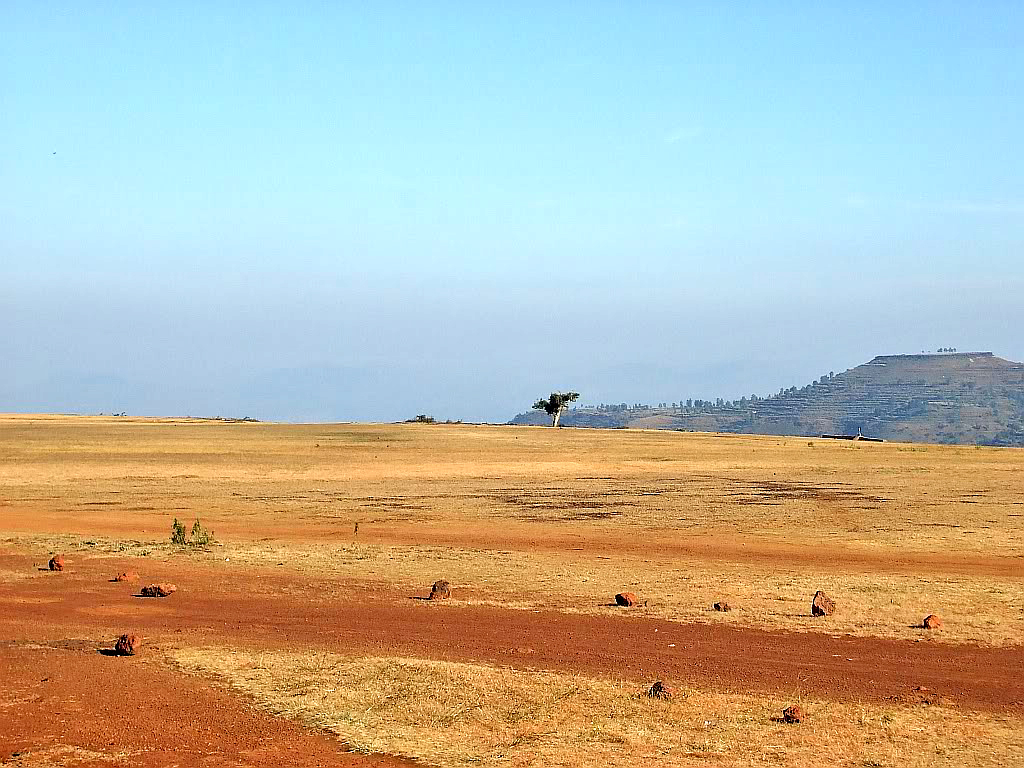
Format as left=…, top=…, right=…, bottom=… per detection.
left=532, top=391, right=580, bottom=427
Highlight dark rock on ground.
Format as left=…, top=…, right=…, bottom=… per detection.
left=782, top=705, right=805, bottom=723
left=114, top=633, right=141, bottom=656
left=140, top=583, right=177, bottom=598
left=646, top=681, right=677, bottom=700
left=429, top=580, right=451, bottom=600
left=811, top=590, right=835, bottom=617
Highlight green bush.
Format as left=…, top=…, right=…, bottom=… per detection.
left=171, top=518, right=188, bottom=546
left=171, top=517, right=215, bottom=548
left=190, top=518, right=215, bottom=547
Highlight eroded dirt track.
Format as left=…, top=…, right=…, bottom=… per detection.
left=2, top=554, right=1022, bottom=719
left=0, top=644, right=411, bottom=768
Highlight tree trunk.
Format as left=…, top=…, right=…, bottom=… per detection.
left=551, top=408, right=562, bottom=428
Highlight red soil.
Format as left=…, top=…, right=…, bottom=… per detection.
left=2, top=553, right=1022, bottom=721
left=0, top=644, right=412, bottom=768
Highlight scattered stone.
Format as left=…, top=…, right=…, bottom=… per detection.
left=811, top=590, right=835, bottom=617
left=139, top=583, right=177, bottom=598
left=113, top=572, right=135, bottom=582
left=782, top=705, right=805, bottom=724
left=114, top=633, right=141, bottom=656
left=48, top=555, right=65, bottom=572
left=923, top=614, right=943, bottom=630
left=615, top=592, right=640, bottom=607
left=647, top=681, right=677, bottom=700
left=429, top=580, right=451, bottom=600
left=713, top=602, right=732, bottom=612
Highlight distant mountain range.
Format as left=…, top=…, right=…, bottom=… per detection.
left=510, top=352, right=1024, bottom=446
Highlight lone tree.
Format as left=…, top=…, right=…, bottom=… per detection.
left=533, top=391, right=580, bottom=427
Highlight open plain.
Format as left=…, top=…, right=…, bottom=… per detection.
left=1, top=414, right=1023, bottom=767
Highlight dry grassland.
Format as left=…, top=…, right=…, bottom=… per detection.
left=2, top=415, right=1022, bottom=646
left=171, top=646, right=1024, bottom=768
left=4, top=415, right=1024, bottom=766
left=5, top=529, right=1021, bottom=644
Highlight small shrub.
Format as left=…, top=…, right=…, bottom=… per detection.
left=170, top=518, right=188, bottom=546
left=190, top=518, right=215, bottom=547
left=171, top=517, right=215, bottom=548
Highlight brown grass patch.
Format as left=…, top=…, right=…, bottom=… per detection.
left=198, top=540, right=1024, bottom=646
left=5, top=531, right=1021, bottom=646
left=170, top=646, right=1024, bottom=767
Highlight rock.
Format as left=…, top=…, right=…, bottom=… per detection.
left=713, top=602, right=732, bottom=612
left=48, top=555, right=65, bottom=572
left=923, top=614, right=943, bottom=630
left=114, top=633, right=141, bottom=656
left=646, top=681, right=677, bottom=700
left=615, top=592, right=640, bottom=607
left=811, top=590, right=835, bottom=617
left=429, top=580, right=451, bottom=600
left=139, top=583, right=177, bottom=598
left=113, top=572, right=134, bottom=582
left=782, top=705, right=805, bottom=724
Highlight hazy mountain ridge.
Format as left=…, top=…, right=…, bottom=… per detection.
left=510, top=352, right=1024, bottom=446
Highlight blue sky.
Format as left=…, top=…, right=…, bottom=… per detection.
left=2, top=3, right=1022, bottom=421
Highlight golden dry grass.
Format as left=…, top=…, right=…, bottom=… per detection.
left=2, top=415, right=1022, bottom=646
left=5, top=415, right=1024, bottom=766
left=213, top=539, right=1024, bottom=646
left=170, top=646, right=1024, bottom=768
left=2, top=415, right=1022, bottom=556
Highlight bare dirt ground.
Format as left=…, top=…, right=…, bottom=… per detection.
left=2, top=415, right=1023, bottom=766
left=2, top=553, right=1022, bottom=712
left=1, top=643, right=411, bottom=768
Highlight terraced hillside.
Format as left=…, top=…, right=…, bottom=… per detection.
left=511, top=352, right=1024, bottom=445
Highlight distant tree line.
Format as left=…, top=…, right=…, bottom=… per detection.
left=574, top=368, right=849, bottom=416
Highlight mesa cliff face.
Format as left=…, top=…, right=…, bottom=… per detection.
left=510, top=353, right=1024, bottom=445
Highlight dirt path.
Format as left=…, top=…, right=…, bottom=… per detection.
left=0, top=644, right=413, bottom=768
left=3, top=553, right=1022, bottom=716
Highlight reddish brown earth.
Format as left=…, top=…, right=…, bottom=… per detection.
left=2, top=553, right=1022, bottom=719
left=0, top=643, right=413, bottom=768
left=5, top=507, right=1022, bottom=580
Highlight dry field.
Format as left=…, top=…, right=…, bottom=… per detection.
left=1, top=413, right=1022, bottom=767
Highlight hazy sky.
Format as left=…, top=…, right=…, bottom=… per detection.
left=3, top=3, right=1023, bottom=422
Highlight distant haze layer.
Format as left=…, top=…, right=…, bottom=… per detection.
left=2, top=5, right=1022, bottom=421
left=3, top=273, right=1021, bottom=423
